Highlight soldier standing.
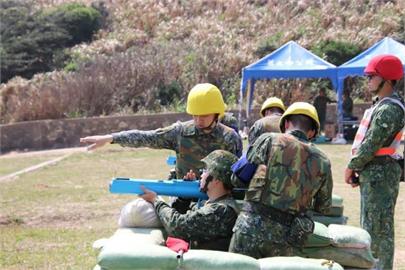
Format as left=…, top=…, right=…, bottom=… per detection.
left=229, top=102, right=333, bottom=258
left=248, top=97, right=285, bottom=144
left=220, top=112, right=239, bottom=134
left=344, top=54, right=405, bottom=270
left=313, top=88, right=335, bottom=133
left=140, top=150, right=239, bottom=251
left=80, top=83, right=242, bottom=179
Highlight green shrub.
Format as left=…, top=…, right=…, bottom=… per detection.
left=0, top=1, right=102, bottom=83
left=312, top=40, right=363, bottom=66
left=0, top=1, right=71, bottom=82
left=43, top=3, right=102, bottom=46
left=156, top=81, right=182, bottom=106
left=254, top=32, right=283, bottom=58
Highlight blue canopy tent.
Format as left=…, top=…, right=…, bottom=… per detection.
left=240, top=41, right=338, bottom=119
left=336, top=37, right=405, bottom=132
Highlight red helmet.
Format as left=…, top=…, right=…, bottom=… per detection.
left=364, top=54, right=404, bottom=80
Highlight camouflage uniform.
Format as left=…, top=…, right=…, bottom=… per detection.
left=313, top=95, right=334, bottom=131
left=221, top=112, right=239, bottom=133
left=348, top=92, right=405, bottom=270
left=154, top=150, right=240, bottom=251
left=154, top=195, right=238, bottom=251
left=229, top=130, right=333, bottom=258
left=248, top=114, right=282, bottom=145
left=112, top=120, right=242, bottom=178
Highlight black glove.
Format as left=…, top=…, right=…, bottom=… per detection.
left=171, top=197, right=192, bottom=214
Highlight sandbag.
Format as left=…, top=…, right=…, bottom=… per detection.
left=328, top=224, right=371, bottom=249
left=332, top=194, right=343, bottom=207
left=259, top=256, right=344, bottom=270
left=93, top=238, right=109, bottom=251
left=322, top=205, right=344, bottom=217
left=93, top=228, right=165, bottom=253
left=98, top=244, right=178, bottom=270
left=97, top=228, right=173, bottom=269
left=112, top=228, right=165, bottom=246
left=118, top=198, right=162, bottom=228
left=299, top=246, right=376, bottom=269
left=181, top=250, right=260, bottom=270
left=305, top=222, right=332, bottom=247
left=312, top=215, right=348, bottom=226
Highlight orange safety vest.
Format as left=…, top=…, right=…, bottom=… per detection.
left=351, top=97, right=405, bottom=157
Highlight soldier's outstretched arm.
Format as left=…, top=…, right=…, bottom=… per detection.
left=80, top=135, right=113, bottom=151
left=112, top=122, right=181, bottom=151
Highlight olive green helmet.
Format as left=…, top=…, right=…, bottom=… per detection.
left=201, top=150, right=238, bottom=188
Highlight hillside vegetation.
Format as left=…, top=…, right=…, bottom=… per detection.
left=1, top=0, right=404, bottom=124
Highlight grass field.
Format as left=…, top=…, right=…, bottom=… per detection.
left=0, top=144, right=404, bottom=269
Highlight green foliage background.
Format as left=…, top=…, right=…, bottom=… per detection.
left=0, top=1, right=102, bottom=82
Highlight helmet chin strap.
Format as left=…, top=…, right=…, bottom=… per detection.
left=371, top=80, right=387, bottom=95
left=198, top=115, right=219, bottom=132
left=200, top=175, right=214, bottom=193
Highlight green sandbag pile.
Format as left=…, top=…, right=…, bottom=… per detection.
left=259, top=256, right=344, bottom=270
left=305, top=222, right=332, bottom=247
left=300, top=224, right=376, bottom=269
left=311, top=194, right=348, bottom=226
left=94, top=227, right=347, bottom=270
left=180, top=250, right=260, bottom=270
left=97, top=228, right=177, bottom=270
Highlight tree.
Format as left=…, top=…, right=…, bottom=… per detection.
left=44, top=3, right=102, bottom=46
left=312, top=40, right=363, bottom=66
left=0, top=1, right=102, bottom=83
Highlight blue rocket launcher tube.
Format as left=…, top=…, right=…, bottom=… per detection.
left=109, top=177, right=208, bottom=199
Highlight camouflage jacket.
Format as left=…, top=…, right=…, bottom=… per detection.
left=313, top=95, right=334, bottom=116
left=246, top=130, right=333, bottom=214
left=221, top=112, right=239, bottom=133
left=154, top=194, right=239, bottom=249
left=112, top=120, right=242, bottom=178
left=248, top=114, right=282, bottom=145
left=348, top=92, right=405, bottom=171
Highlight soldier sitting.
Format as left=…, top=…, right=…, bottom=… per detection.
left=229, top=102, right=333, bottom=258
left=140, top=150, right=239, bottom=251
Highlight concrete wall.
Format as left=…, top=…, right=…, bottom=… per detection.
left=0, top=104, right=371, bottom=153
left=0, top=112, right=190, bottom=153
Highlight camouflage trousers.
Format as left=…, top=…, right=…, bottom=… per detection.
left=228, top=207, right=294, bottom=258
left=359, top=160, right=400, bottom=270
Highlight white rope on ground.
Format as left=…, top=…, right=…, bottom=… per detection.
left=0, top=153, right=72, bottom=183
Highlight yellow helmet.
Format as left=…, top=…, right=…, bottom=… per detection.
left=186, top=83, right=226, bottom=117
left=279, top=102, right=320, bottom=136
left=260, top=97, right=286, bottom=117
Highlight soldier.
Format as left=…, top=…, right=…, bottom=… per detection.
left=140, top=150, right=239, bottom=251
left=229, top=102, right=333, bottom=258
left=220, top=112, right=239, bottom=134
left=80, top=83, right=242, bottom=179
left=344, top=54, right=404, bottom=270
left=248, top=97, right=285, bottom=144
left=313, top=88, right=335, bottom=133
